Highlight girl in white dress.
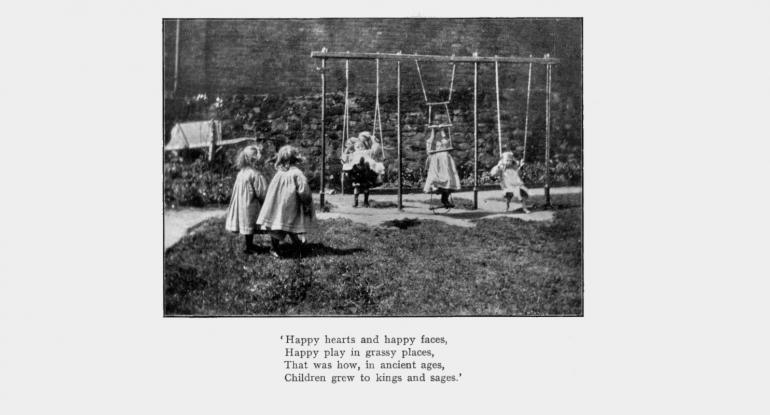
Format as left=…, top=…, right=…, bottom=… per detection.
left=423, top=129, right=461, bottom=208
left=257, top=145, right=316, bottom=257
left=225, top=145, right=268, bottom=253
left=489, top=151, right=530, bottom=212
left=341, top=131, right=385, bottom=207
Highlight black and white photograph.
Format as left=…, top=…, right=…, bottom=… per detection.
left=163, top=18, right=583, bottom=316
left=4, top=1, right=769, bottom=414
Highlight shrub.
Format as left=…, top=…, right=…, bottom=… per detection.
left=164, top=92, right=581, bottom=207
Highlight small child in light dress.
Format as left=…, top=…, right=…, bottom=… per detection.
left=424, top=129, right=461, bottom=208
left=225, top=145, right=269, bottom=253
left=256, top=145, right=316, bottom=258
left=341, top=131, right=385, bottom=207
left=489, top=151, right=530, bottom=213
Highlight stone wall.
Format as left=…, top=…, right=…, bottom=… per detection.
left=188, top=88, right=581, bottom=189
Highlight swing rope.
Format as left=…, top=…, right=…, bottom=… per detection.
left=415, top=59, right=429, bottom=103
left=448, top=62, right=456, bottom=102
left=414, top=59, right=457, bottom=149
left=522, top=56, right=533, bottom=162
left=372, top=58, right=385, bottom=159
left=493, top=56, right=534, bottom=164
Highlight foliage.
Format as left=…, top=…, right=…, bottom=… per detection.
left=165, top=155, right=582, bottom=208
left=164, top=157, right=234, bottom=207
left=164, top=91, right=581, bottom=207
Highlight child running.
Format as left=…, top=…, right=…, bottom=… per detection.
left=225, top=145, right=268, bottom=253
left=489, top=151, right=530, bottom=213
left=424, top=129, right=461, bottom=208
left=256, top=145, right=316, bottom=258
left=341, top=131, right=385, bottom=207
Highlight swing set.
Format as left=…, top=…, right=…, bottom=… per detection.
left=339, top=57, right=387, bottom=193
left=312, top=49, right=559, bottom=211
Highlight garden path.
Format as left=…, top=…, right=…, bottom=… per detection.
left=164, top=187, right=581, bottom=250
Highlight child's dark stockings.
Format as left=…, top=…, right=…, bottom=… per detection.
left=243, top=234, right=256, bottom=253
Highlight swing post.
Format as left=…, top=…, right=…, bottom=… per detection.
left=173, top=19, right=180, bottom=96
left=473, top=59, right=479, bottom=210
left=544, top=55, right=553, bottom=209
left=320, top=57, right=326, bottom=209
left=495, top=58, right=503, bottom=155
left=341, top=59, right=350, bottom=196
left=397, top=58, right=403, bottom=210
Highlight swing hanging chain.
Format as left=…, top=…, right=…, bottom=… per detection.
left=522, top=55, right=533, bottom=163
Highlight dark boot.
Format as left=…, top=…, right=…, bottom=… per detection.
left=269, top=237, right=281, bottom=258
left=243, top=234, right=256, bottom=254
left=289, top=233, right=303, bottom=258
left=440, top=191, right=453, bottom=208
left=505, top=193, right=513, bottom=211
left=363, top=191, right=370, bottom=207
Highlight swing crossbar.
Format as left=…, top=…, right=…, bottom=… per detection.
left=311, top=51, right=560, bottom=64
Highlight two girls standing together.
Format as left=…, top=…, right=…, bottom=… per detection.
left=225, top=145, right=315, bottom=258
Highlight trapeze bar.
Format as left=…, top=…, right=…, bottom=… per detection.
left=425, top=101, right=451, bottom=106
left=426, top=123, right=453, bottom=128
left=310, top=51, right=560, bottom=65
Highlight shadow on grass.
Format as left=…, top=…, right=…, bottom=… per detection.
left=368, top=200, right=400, bottom=209
left=241, top=243, right=365, bottom=259
left=298, top=243, right=365, bottom=258
left=381, top=218, right=421, bottom=229
left=418, top=196, right=476, bottom=211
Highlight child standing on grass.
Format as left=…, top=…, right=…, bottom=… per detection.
left=424, top=129, right=461, bottom=208
left=225, top=145, right=268, bottom=253
left=257, top=145, right=316, bottom=258
left=490, top=151, right=530, bottom=213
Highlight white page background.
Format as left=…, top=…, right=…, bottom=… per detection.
left=1, top=1, right=768, bottom=414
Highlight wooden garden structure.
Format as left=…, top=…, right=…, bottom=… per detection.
left=311, top=50, right=560, bottom=210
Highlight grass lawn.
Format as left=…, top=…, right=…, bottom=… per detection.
left=164, top=207, right=582, bottom=316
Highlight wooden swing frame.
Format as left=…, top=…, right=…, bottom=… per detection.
left=312, top=50, right=559, bottom=210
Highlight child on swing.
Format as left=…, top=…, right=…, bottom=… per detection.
left=424, top=128, right=461, bottom=208
left=256, top=145, right=316, bottom=258
left=341, top=131, right=384, bottom=207
left=225, top=145, right=269, bottom=254
left=490, top=151, right=530, bottom=213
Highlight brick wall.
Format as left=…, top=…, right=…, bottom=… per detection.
left=163, top=18, right=582, bottom=99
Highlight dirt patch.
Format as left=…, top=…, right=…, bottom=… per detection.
left=164, top=188, right=580, bottom=250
